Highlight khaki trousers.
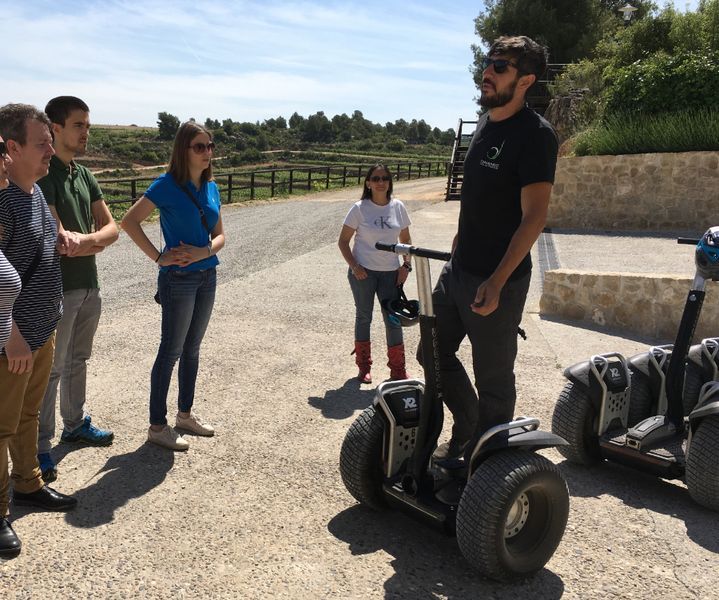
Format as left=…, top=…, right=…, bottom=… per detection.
left=0, top=334, right=55, bottom=517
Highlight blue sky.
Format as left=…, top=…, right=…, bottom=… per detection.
left=4, top=0, right=701, bottom=131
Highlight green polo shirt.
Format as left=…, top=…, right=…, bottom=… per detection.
left=38, top=155, right=102, bottom=291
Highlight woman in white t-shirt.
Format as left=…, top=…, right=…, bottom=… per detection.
left=338, top=164, right=412, bottom=384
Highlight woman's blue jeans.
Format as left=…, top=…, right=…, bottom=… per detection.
left=150, top=268, right=216, bottom=425
left=347, top=267, right=403, bottom=347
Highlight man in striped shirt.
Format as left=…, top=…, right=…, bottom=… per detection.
left=0, top=104, right=77, bottom=559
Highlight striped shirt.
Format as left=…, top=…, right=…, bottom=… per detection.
left=0, top=250, right=20, bottom=351
left=0, top=182, right=62, bottom=353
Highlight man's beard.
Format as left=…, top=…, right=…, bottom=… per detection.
left=479, top=77, right=518, bottom=109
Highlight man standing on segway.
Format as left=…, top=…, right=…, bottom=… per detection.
left=430, top=36, right=559, bottom=461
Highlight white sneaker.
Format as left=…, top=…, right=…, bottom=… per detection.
left=147, top=425, right=189, bottom=451
left=175, top=412, right=215, bottom=437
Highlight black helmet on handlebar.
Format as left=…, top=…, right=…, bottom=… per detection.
left=383, top=287, right=420, bottom=327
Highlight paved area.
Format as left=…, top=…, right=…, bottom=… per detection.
left=1, top=179, right=717, bottom=599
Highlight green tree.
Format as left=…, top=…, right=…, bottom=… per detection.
left=473, top=0, right=601, bottom=64
left=303, top=111, right=333, bottom=143
left=157, top=111, right=180, bottom=140
left=288, top=112, right=305, bottom=130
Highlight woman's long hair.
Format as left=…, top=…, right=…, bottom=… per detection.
left=360, top=163, right=394, bottom=200
left=167, top=121, right=214, bottom=184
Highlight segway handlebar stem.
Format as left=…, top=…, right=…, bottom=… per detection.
left=375, top=242, right=452, bottom=263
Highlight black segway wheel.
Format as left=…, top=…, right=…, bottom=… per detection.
left=627, top=370, right=654, bottom=427
left=339, top=405, right=387, bottom=510
left=551, top=382, right=602, bottom=465
left=686, top=415, right=719, bottom=511
left=456, top=451, right=569, bottom=582
left=682, top=362, right=705, bottom=416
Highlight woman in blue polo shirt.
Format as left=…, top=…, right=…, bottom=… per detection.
left=122, top=122, right=225, bottom=451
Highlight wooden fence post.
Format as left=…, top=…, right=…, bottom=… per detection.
left=342, top=166, right=347, bottom=187
left=325, top=166, right=330, bottom=189
left=250, top=172, right=255, bottom=200
left=289, top=169, right=294, bottom=194
left=271, top=171, right=276, bottom=197
left=307, top=168, right=312, bottom=191
left=227, top=174, right=233, bottom=203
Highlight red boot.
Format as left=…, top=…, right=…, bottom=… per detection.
left=352, top=341, right=372, bottom=384
left=387, top=344, right=409, bottom=380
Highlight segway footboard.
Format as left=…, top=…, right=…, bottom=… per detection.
left=374, top=380, right=453, bottom=526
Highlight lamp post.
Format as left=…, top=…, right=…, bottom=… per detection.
left=618, top=3, right=638, bottom=25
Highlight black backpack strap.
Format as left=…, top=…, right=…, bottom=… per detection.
left=179, top=184, right=211, bottom=236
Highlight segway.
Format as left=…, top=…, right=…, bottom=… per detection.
left=339, top=242, right=570, bottom=582
left=551, top=227, right=719, bottom=511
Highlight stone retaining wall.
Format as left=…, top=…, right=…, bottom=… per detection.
left=540, top=269, right=719, bottom=341
left=550, top=151, right=719, bottom=231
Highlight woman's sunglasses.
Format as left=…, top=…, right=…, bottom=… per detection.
left=0, top=141, right=7, bottom=158
left=480, top=57, right=519, bottom=74
left=369, top=175, right=391, bottom=182
left=188, top=142, right=216, bottom=154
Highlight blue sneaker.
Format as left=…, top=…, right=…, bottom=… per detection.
left=37, top=452, right=57, bottom=484
left=60, top=415, right=114, bottom=446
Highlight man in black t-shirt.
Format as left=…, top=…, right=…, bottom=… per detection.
left=431, top=36, right=559, bottom=461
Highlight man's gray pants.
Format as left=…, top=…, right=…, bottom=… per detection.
left=426, top=259, right=530, bottom=444
left=38, top=288, right=101, bottom=453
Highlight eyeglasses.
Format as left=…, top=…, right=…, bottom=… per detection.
left=480, top=57, right=519, bottom=74
left=369, top=175, right=391, bottom=182
left=188, top=142, right=216, bottom=154
left=0, top=141, right=7, bottom=158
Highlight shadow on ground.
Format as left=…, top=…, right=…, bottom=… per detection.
left=308, top=377, right=375, bottom=420
left=58, top=443, right=174, bottom=528
left=328, top=505, right=565, bottom=600
left=559, top=460, right=719, bottom=553
left=537, top=314, right=662, bottom=346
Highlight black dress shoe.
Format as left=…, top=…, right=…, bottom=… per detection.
left=0, top=518, right=21, bottom=559
left=12, top=485, right=77, bottom=512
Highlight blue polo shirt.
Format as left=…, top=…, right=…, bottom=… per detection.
left=144, top=173, right=221, bottom=272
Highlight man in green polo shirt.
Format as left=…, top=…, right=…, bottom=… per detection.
left=37, top=97, right=119, bottom=482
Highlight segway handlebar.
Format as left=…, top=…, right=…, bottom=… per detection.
left=375, top=242, right=451, bottom=262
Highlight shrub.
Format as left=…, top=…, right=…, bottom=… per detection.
left=604, top=51, right=719, bottom=117
left=572, top=108, right=719, bottom=156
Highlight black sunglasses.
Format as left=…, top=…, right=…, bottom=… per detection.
left=0, top=141, right=7, bottom=157
left=188, top=141, right=216, bottom=154
left=369, top=175, right=391, bottom=182
left=480, top=57, right=519, bottom=74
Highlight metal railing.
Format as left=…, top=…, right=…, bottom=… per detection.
left=98, top=160, right=450, bottom=207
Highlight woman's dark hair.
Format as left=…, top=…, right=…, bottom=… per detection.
left=361, top=164, right=393, bottom=200
left=167, top=121, right=214, bottom=184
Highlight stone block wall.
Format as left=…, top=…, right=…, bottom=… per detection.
left=550, top=152, right=719, bottom=231
left=540, top=269, right=719, bottom=341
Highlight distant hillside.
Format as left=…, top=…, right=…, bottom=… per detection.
left=86, top=111, right=454, bottom=176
